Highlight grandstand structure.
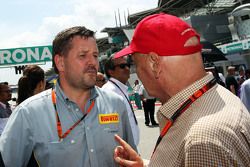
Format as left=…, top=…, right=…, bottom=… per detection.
left=98, top=0, right=250, bottom=74
left=129, top=0, right=248, bottom=26
left=99, top=0, right=248, bottom=53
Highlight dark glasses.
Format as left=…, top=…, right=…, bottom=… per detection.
left=114, top=63, right=130, bottom=69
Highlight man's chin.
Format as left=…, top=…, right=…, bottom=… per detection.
left=85, top=81, right=96, bottom=89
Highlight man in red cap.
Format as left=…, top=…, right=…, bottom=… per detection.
left=113, top=13, right=250, bottom=167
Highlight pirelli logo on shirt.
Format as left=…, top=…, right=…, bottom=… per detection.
left=99, top=113, right=119, bottom=124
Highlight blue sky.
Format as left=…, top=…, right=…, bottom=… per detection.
left=0, top=0, right=157, bottom=85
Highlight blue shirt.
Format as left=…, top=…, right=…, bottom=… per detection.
left=0, top=83, right=136, bottom=167
left=240, top=79, right=250, bottom=112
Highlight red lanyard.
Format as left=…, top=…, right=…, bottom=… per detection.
left=151, top=78, right=216, bottom=157
left=51, top=90, right=95, bottom=141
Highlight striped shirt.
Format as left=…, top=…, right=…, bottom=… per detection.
left=149, top=73, right=250, bottom=167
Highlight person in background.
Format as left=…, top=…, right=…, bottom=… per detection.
left=237, top=66, right=246, bottom=85
left=95, top=72, right=106, bottom=88
left=236, top=66, right=246, bottom=97
left=113, top=13, right=250, bottom=166
left=218, top=72, right=225, bottom=83
left=17, top=65, right=46, bottom=105
left=205, top=66, right=225, bottom=87
left=225, top=66, right=239, bottom=95
left=132, top=80, right=142, bottom=109
left=0, top=26, right=136, bottom=167
left=139, top=85, right=158, bottom=127
left=0, top=83, right=12, bottom=135
left=102, top=55, right=140, bottom=147
left=0, top=83, right=12, bottom=117
left=245, top=69, right=250, bottom=79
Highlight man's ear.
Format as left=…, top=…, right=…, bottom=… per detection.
left=107, top=69, right=115, bottom=77
left=54, top=54, right=64, bottom=72
left=148, top=52, right=161, bottom=79
left=37, top=80, right=45, bottom=91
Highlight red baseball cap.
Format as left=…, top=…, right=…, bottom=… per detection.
left=114, top=13, right=202, bottom=59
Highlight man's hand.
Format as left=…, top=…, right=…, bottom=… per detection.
left=114, top=134, right=144, bottom=167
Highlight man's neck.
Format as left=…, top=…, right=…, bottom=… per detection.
left=60, top=83, right=91, bottom=111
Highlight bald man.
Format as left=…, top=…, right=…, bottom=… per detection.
left=113, top=13, right=250, bottom=167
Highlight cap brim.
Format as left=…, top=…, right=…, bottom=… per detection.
left=114, top=46, right=134, bottom=59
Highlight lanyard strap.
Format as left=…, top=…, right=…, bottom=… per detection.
left=51, top=90, right=95, bottom=141
left=109, top=80, right=138, bottom=125
left=152, top=78, right=217, bottom=156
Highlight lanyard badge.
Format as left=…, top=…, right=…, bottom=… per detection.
left=51, top=90, right=95, bottom=141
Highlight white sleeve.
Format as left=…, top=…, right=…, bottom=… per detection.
left=138, top=85, right=144, bottom=95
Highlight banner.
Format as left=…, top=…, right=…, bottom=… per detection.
left=0, top=45, right=52, bottom=67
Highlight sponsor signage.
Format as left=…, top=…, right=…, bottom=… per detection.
left=0, top=45, right=52, bottom=67
left=99, top=113, right=119, bottom=124
left=218, top=39, right=250, bottom=54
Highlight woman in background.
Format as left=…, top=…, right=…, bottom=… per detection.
left=17, top=65, right=45, bottom=105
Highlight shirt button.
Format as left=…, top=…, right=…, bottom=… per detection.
left=75, top=108, right=79, bottom=112
left=86, top=127, right=90, bottom=130
left=67, top=106, right=71, bottom=109
left=90, top=149, right=94, bottom=152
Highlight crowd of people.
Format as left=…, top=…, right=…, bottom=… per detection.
left=0, top=13, right=249, bottom=167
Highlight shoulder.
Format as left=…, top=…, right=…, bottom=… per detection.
left=96, top=87, right=124, bottom=103
left=95, top=88, right=127, bottom=116
left=101, top=81, right=116, bottom=91
left=186, top=96, right=248, bottom=146
left=15, top=89, right=52, bottom=114
left=241, top=79, right=250, bottom=88
left=184, top=110, right=250, bottom=165
left=188, top=85, right=246, bottom=135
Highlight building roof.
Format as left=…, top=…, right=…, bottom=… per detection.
left=128, top=0, right=249, bottom=26
left=96, top=37, right=111, bottom=54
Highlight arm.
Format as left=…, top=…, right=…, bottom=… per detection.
left=138, top=86, right=145, bottom=102
left=0, top=106, right=34, bottom=166
left=140, top=95, right=145, bottom=102
left=114, top=134, right=144, bottom=167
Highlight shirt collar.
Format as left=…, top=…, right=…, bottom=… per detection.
left=109, top=77, right=128, bottom=92
left=54, top=79, right=98, bottom=103
left=159, top=73, right=215, bottom=119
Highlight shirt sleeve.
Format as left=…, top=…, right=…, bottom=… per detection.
left=0, top=105, right=34, bottom=167
left=138, top=85, right=144, bottom=96
left=240, top=81, right=250, bottom=111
